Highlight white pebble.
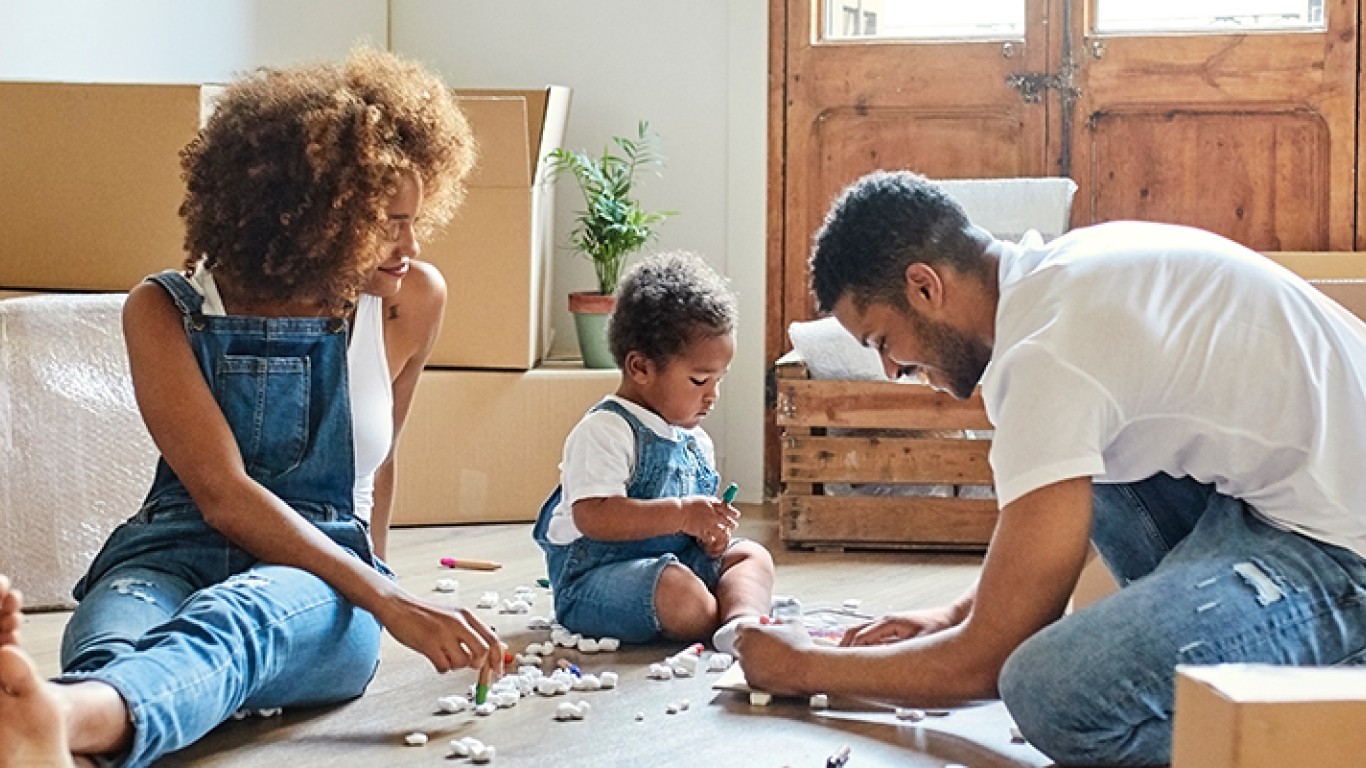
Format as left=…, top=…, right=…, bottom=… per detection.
left=648, top=663, right=674, bottom=680
left=679, top=699, right=690, bottom=711
left=749, top=692, right=772, bottom=706
left=471, top=745, right=496, bottom=764
left=597, top=637, right=621, bottom=652
left=577, top=637, right=600, bottom=653
left=810, top=693, right=829, bottom=709
left=474, top=702, right=497, bottom=716
left=555, top=702, right=582, bottom=721
left=669, top=652, right=699, bottom=675
left=527, top=616, right=553, bottom=630
left=448, top=740, right=471, bottom=757
left=665, top=702, right=680, bottom=715
left=895, top=707, right=926, bottom=721
left=434, top=578, right=459, bottom=593
left=404, top=732, right=428, bottom=746
left=477, top=592, right=499, bottom=609
left=635, top=712, right=645, bottom=722
left=599, top=671, right=619, bottom=689
left=707, top=653, right=734, bottom=671
left=256, top=707, right=282, bottom=718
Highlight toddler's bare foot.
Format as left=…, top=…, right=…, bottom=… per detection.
left=0, top=644, right=74, bottom=767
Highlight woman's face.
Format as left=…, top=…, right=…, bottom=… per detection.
left=364, top=172, right=424, bottom=298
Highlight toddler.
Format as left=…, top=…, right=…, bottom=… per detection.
left=533, top=251, right=775, bottom=653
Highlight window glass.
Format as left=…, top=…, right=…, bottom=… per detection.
left=823, top=0, right=1024, bottom=41
left=1095, top=0, right=1324, bottom=33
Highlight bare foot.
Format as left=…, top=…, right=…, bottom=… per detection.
left=0, top=640, right=74, bottom=767
left=0, top=574, right=22, bottom=646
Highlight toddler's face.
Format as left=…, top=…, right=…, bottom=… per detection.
left=639, top=332, right=735, bottom=429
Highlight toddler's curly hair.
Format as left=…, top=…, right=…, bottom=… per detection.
left=608, top=251, right=737, bottom=367
left=179, top=47, right=474, bottom=311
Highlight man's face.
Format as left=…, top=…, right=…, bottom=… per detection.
left=832, top=292, right=990, bottom=400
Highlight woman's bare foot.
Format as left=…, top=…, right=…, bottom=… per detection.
left=0, top=573, right=74, bottom=768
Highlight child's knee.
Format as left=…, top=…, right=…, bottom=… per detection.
left=655, top=563, right=718, bottom=636
left=722, top=540, right=775, bottom=574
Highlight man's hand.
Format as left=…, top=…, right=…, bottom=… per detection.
left=732, top=623, right=817, bottom=695
left=841, top=604, right=964, bottom=647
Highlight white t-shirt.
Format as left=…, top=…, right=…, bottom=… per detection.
left=543, top=395, right=716, bottom=545
left=189, top=269, right=392, bottom=522
left=983, top=222, right=1366, bottom=558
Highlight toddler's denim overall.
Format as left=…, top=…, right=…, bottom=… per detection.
left=59, top=271, right=384, bottom=768
left=534, top=399, right=722, bottom=642
left=999, top=472, right=1366, bottom=765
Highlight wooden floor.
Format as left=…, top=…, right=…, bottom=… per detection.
left=22, top=505, right=1053, bottom=768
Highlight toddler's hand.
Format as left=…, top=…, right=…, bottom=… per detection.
left=679, top=495, right=738, bottom=555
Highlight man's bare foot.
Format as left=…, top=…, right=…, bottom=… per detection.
left=0, top=637, right=74, bottom=767
left=1, top=574, right=22, bottom=646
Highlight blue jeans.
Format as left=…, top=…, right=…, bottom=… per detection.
left=58, top=271, right=384, bottom=768
left=998, top=474, right=1366, bottom=766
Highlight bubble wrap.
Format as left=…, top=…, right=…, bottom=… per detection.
left=0, top=293, right=156, bottom=610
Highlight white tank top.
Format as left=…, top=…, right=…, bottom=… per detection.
left=189, top=269, right=392, bottom=522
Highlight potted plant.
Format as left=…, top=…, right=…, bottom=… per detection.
left=548, top=121, right=674, bottom=368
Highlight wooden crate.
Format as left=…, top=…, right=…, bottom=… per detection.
left=775, top=359, right=998, bottom=551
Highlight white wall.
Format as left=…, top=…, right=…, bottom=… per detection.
left=392, top=0, right=768, bottom=501
left=0, top=0, right=769, bottom=502
left=0, top=0, right=386, bottom=83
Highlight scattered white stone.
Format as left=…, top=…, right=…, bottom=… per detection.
left=518, top=665, right=544, bottom=679
left=571, top=674, right=602, bottom=691
left=527, top=616, right=553, bottom=630
left=493, top=691, right=519, bottom=708
left=477, top=592, right=499, bottom=609
left=810, top=693, right=830, bottom=709
left=256, top=707, right=282, bottom=718
left=474, top=702, right=497, bottom=716
left=436, top=695, right=469, bottom=714
left=669, top=652, right=699, bottom=677
left=597, top=637, right=621, bottom=652
left=665, top=702, right=680, bottom=715
left=895, top=707, right=926, bottom=722
left=434, top=578, right=459, bottom=593
left=599, top=671, right=619, bottom=689
left=749, top=692, right=772, bottom=706
left=679, top=699, right=690, bottom=711
left=635, top=712, right=645, bottom=722
left=707, top=653, right=734, bottom=671
left=648, top=663, right=674, bottom=680
left=555, top=702, right=584, bottom=721
left=448, top=740, right=472, bottom=757
left=577, top=637, right=600, bottom=653
left=516, top=653, right=542, bottom=667
left=470, top=744, right=496, bottom=764
left=404, top=732, right=428, bottom=746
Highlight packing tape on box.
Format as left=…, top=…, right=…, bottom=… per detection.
left=0, top=293, right=156, bottom=610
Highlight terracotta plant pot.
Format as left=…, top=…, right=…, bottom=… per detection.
left=568, top=291, right=617, bottom=369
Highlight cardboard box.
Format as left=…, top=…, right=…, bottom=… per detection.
left=1263, top=251, right=1366, bottom=320
left=1172, top=664, right=1366, bottom=768
left=393, top=364, right=617, bottom=525
left=423, top=87, right=571, bottom=369
left=0, top=82, right=205, bottom=290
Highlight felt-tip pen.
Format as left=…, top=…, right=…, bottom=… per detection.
left=721, top=483, right=739, bottom=504
left=440, top=557, right=502, bottom=571
left=826, top=744, right=851, bottom=768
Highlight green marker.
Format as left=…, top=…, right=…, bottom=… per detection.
left=721, top=483, right=739, bottom=504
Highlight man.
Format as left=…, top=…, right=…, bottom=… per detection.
left=736, top=171, right=1366, bottom=765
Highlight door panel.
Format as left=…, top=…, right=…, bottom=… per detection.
left=1090, top=109, right=1331, bottom=249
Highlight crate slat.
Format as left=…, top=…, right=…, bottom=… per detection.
left=780, top=494, right=997, bottom=550
left=782, top=435, right=993, bottom=484
left=776, top=378, right=992, bottom=430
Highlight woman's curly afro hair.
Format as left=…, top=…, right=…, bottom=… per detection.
left=179, top=47, right=474, bottom=312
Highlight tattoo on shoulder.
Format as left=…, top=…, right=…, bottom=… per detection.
left=388, top=305, right=400, bottom=321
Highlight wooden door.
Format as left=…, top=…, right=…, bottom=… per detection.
left=768, top=0, right=1359, bottom=494
left=1071, top=0, right=1357, bottom=251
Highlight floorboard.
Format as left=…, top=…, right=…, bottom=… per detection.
left=22, top=504, right=1053, bottom=767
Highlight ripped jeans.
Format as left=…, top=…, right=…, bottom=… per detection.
left=998, top=473, right=1366, bottom=766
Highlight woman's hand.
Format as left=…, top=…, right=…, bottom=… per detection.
left=377, top=592, right=502, bottom=675
left=840, top=605, right=964, bottom=647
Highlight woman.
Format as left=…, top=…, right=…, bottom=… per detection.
left=0, top=48, right=498, bottom=768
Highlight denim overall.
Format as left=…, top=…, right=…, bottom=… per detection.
left=998, top=473, right=1366, bottom=765
left=533, top=399, right=722, bottom=642
left=59, top=271, right=385, bottom=768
